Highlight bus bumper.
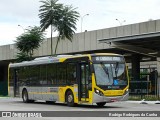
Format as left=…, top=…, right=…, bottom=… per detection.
left=92, top=91, right=129, bottom=103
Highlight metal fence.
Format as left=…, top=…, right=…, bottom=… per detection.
left=128, top=67, right=160, bottom=100
left=129, top=78, right=159, bottom=100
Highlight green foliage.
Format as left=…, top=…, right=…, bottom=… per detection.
left=15, top=26, right=45, bottom=61
left=39, top=0, right=79, bottom=54
left=16, top=52, right=31, bottom=62
left=39, top=0, right=63, bottom=31
left=56, top=5, right=79, bottom=40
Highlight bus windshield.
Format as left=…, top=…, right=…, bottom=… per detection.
left=93, top=62, right=128, bottom=90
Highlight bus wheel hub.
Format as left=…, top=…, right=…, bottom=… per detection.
left=68, top=95, right=73, bottom=102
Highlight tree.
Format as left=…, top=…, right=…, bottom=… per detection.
left=16, top=52, right=30, bottom=62
left=15, top=26, right=45, bottom=61
left=39, top=0, right=79, bottom=55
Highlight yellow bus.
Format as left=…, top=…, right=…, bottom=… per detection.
left=8, top=53, right=129, bottom=107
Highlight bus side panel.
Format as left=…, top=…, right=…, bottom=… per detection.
left=8, top=86, right=14, bottom=97
left=73, top=85, right=78, bottom=103
left=21, top=86, right=60, bottom=102
left=41, top=87, right=59, bottom=101
left=35, top=87, right=43, bottom=100
left=58, top=86, right=78, bottom=104
left=20, top=87, right=34, bottom=100
left=88, top=91, right=93, bottom=104
left=58, top=87, right=65, bottom=102
left=28, top=87, right=35, bottom=100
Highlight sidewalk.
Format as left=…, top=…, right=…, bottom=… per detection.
left=127, top=100, right=160, bottom=104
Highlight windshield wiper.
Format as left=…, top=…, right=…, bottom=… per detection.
left=114, top=62, right=119, bottom=79
left=100, top=62, right=110, bottom=79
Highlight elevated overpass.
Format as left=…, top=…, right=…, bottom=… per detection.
left=1, top=19, right=160, bottom=96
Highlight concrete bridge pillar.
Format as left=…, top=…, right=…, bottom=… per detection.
left=131, top=54, right=140, bottom=81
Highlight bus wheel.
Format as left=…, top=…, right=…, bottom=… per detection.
left=66, top=91, right=75, bottom=107
left=22, top=89, right=29, bottom=103
left=96, top=102, right=106, bottom=107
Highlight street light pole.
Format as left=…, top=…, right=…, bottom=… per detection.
left=18, top=25, right=25, bottom=32
left=81, top=14, right=89, bottom=32
left=115, top=19, right=126, bottom=26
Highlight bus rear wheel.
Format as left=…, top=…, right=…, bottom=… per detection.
left=22, top=89, right=29, bottom=103
left=22, top=89, right=34, bottom=103
left=96, top=102, right=106, bottom=107
left=66, top=91, right=75, bottom=107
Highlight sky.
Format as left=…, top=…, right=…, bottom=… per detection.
left=0, top=0, right=160, bottom=46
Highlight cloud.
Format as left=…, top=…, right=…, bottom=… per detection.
left=0, top=23, right=19, bottom=45
left=0, top=0, right=40, bottom=24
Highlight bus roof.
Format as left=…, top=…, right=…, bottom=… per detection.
left=9, top=53, right=122, bottom=68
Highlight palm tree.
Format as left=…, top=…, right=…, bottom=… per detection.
left=39, top=0, right=79, bottom=55
left=54, top=5, right=79, bottom=54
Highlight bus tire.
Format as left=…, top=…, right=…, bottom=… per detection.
left=22, top=89, right=29, bottom=103
left=96, top=102, right=106, bottom=107
left=66, top=91, right=75, bottom=107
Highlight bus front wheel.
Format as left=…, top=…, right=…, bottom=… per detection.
left=66, top=91, right=75, bottom=107
left=96, top=102, right=106, bottom=107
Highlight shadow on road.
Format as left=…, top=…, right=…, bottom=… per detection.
left=13, top=100, right=124, bottom=109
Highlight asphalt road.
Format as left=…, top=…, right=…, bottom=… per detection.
left=0, top=97, right=160, bottom=120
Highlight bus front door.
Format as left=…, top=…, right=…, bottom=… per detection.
left=78, top=63, right=90, bottom=102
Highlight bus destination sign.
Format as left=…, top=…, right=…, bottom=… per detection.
left=93, top=56, right=123, bottom=62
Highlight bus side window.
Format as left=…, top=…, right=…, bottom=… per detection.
left=67, top=63, right=77, bottom=85
left=57, top=63, right=67, bottom=85
left=40, top=65, right=47, bottom=85
left=47, top=64, right=56, bottom=85
left=29, top=66, right=40, bottom=86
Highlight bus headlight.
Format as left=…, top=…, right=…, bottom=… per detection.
left=124, top=89, right=129, bottom=95
left=94, top=88, right=104, bottom=96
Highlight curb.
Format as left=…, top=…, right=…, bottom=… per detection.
left=155, top=100, right=160, bottom=104
left=127, top=100, right=160, bottom=104
left=140, top=99, right=148, bottom=104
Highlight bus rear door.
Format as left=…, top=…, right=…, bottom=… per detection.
left=13, top=69, right=20, bottom=97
